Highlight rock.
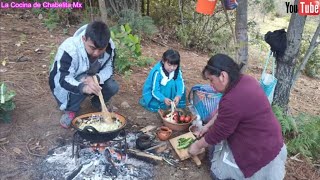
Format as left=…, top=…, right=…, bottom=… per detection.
left=111, top=105, right=118, bottom=111
left=38, top=14, right=43, bottom=20
left=120, top=101, right=130, bottom=109
left=16, top=56, right=30, bottom=62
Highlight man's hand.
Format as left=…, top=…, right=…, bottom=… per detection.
left=82, top=76, right=101, bottom=96
left=173, top=96, right=181, bottom=105
left=164, top=98, right=172, bottom=106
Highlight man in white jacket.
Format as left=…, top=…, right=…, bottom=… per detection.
left=49, top=21, right=118, bottom=128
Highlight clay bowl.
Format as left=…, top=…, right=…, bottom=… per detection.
left=158, top=108, right=195, bottom=131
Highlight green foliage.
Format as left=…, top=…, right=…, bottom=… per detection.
left=273, top=105, right=320, bottom=160
left=175, top=9, right=235, bottom=54
left=301, top=44, right=320, bottom=78
left=287, top=114, right=320, bottom=159
left=0, top=83, right=16, bottom=123
left=261, top=0, right=275, bottom=15
left=117, top=9, right=158, bottom=37
left=111, top=24, right=154, bottom=74
left=32, top=7, right=82, bottom=32
left=43, top=9, right=60, bottom=31
left=148, top=1, right=179, bottom=28
left=272, top=105, right=297, bottom=135
left=148, top=0, right=236, bottom=53
left=297, top=24, right=320, bottom=79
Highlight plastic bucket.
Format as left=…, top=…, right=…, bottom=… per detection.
left=196, top=0, right=218, bottom=15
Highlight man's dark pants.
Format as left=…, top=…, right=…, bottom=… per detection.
left=66, top=77, right=119, bottom=112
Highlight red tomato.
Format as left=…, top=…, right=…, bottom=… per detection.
left=173, top=115, right=179, bottom=122
left=173, top=111, right=179, bottom=116
left=184, top=116, right=191, bottom=123
left=179, top=115, right=185, bottom=122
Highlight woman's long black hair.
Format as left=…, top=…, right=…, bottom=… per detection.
left=202, top=54, right=244, bottom=90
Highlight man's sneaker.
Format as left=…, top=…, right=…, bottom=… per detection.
left=60, top=111, right=75, bottom=129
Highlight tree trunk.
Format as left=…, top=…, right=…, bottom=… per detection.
left=235, top=0, right=248, bottom=69
left=106, top=0, right=140, bottom=16
left=98, top=0, right=108, bottom=23
left=141, top=0, right=145, bottom=15
left=178, top=0, right=184, bottom=27
left=147, top=0, right=150, bottom=16
left=273, top=0, right=307, bottom=111
left=292, top=23, right=320, bottom=87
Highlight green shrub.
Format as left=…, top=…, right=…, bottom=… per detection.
left=287, top=114, right=320, bottom=159
left=0, top=83, right=16, bottom=123
left=111, top=24, right=154, bottom=74
left=272, top=105, right=297, bottom=135
left=273, top=105, right=320, bottom=160
left=304, top=46, right=320, bottom=78
left=33, top=8, right=81, bottom=32
left=174, top=4, right=235, bottom=53
left=298, top=41, right=320, bottom=79
left=117, top=9, right=158, bottom=37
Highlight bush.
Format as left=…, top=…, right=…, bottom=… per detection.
left=272, top=105, right=297, bottom=135
left=273, top=105, right=320, bottom=160
left=287, top=114, right=320, bottom=160
left=117, top=9, right=158, bottom=37
left=176, top=13, right=235, bottom=53
left=298, top=40, right=320, bottom=78
left=32, top=7, right=82, bottom=32
left=0, top=83, right=16, bottom=123
left=304, top=46, right=320, bottom=78
left=111, top=24, right=154, bottom=74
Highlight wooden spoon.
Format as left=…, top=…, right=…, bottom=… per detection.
left=93, top=75, right=113, bottom=124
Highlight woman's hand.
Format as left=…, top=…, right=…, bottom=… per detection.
left=198, top=125, right=209, bottom=137
left=188, top=137, right=209, bottom=156
left=195, top=112, right=217, bottom=137
left=173, top=96, right=181, bottom=105
left=164, top=98, right=172, bottom=106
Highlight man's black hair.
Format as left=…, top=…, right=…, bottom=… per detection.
left=85, top=21, right=110, bottom=48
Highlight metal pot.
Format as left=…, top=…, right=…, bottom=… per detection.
left=71, top=112, right=127, bottom=142
left=136, top=134, right=152, bottom=150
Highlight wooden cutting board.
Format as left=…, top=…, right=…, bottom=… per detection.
left=169, top=132, right=205, bottom=166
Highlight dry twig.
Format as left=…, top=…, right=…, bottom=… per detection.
left=26, top=138, right=44, bottom=157
left=290, top=153, right=303, bottom=162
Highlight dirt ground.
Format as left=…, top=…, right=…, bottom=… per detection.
left=0, top=10, right=319, bottom=180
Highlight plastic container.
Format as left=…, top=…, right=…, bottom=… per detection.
left=196, top=0, right=218, bottom=15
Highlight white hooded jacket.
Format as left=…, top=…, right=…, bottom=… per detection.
left=49, top=24, right=115, bottom=110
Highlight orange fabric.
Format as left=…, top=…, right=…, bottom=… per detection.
left=196, top=0, right=218, bottom=15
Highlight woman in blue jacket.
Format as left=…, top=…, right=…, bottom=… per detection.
left=139, top=49, right=186, bottom=112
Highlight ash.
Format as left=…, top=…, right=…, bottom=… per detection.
left=36, top=145, right=154, bottom=180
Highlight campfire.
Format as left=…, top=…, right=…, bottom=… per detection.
left=38, top=132, right=155, bottom=180
left=37, top=121, right=188, bottom=180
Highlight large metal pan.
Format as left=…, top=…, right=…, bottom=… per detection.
left=71, top=112, right=126, bottom=142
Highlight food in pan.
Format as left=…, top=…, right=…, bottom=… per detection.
left=77, top=114, right=122, bottom=132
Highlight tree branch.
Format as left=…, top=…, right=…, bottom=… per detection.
left=292, top=23, right=320, bottom=87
